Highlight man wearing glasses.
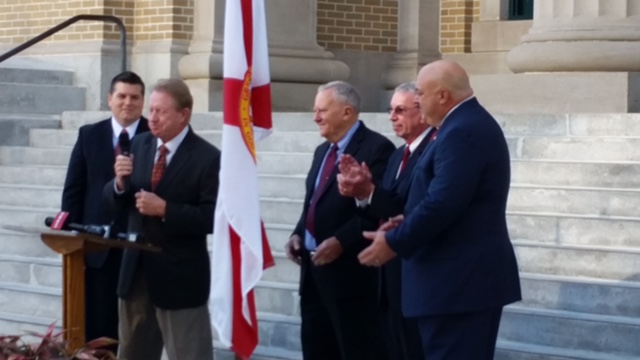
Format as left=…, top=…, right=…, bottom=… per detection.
left=337, top=82, right=434, bottom=359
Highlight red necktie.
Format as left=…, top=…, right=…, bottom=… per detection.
left=398, top=145, right=411, bottom=175
left=151, top=145, right=169, bottom=191
left=306, top=144, right=339, bottom=237
left=114, top=129, right=128, bottom=156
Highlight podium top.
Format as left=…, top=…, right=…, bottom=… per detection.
left=41, top=231, right=161, bottom=255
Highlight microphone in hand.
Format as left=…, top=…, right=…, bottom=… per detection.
left=116, top=131, right=132, bottom=192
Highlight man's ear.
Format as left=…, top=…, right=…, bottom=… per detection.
left=343, top=105, right=354, bottom=119
left=436, top=89, right=447, bottom=105
left=181, top=108, right=192, bottom=125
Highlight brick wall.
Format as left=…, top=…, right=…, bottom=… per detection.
left=317, top=0, right=398, bottom=52
left=440, top=0, right=480, bottom=54
left=133, top=0, right=194, bottom=41
left=0, top=0, right=193, bottom=45
left=0, top=0, right=134, bottom=44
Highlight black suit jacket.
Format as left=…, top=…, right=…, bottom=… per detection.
left=293, top=121, right=395, bottom=299
left=387, top=98, right=521, bottom=317
left=61, top=117, right=149, bottom=268
left=104, top=129, right=221, bottom=310
left=364, top=129, right=434, bottom=311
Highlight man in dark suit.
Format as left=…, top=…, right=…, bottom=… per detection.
left=61, top=71, right=148, bottom=347
left=284, top=81, right=395, bottom=360
left=338, top=82, right=434, bottom=360
left=104, top=79, right=219, bottom=360
left=359, top=60, right=521, bottom=359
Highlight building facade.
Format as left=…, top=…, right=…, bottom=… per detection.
left=1, top=0, right=638, bottom=112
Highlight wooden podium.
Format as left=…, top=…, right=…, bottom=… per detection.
left=40, top=231, right=159, bottom=351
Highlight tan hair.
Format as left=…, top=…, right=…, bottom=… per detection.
left=152, top=78, right=193, bottom=111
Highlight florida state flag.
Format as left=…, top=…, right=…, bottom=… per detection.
left=210, top=0, right=275, bottom=358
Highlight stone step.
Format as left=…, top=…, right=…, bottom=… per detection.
left=520, top=273, right=640, bottom=318
left=0, top=146, right=71, bottom=166
left=0, top=181, right=304, bottom=211
left=29, top=128, right=332, bottom=154
left=255, top=313, right=301, bottom=353
left=495, top=340, right=638, bottom=360
left=215, top=345, right=301, bottom=360
left=511, top=160, right=640, bottom=188
left=509, top=185, right=640, bottom=217
left=60, top=111, right=640, bottom=138
left=3, top=160, right=639, bottom=205
left=513, top=137, right=640, bottom=161
left=0, top=229, right=60, bottom=259
left=0, top=255, right=60, bottom=288
left=260, top=198, right=303, bottom=226
left=0, top=146, right=315, bottom=176
left=0, top=114, right=60, bottom=146
left=509, top=212, right=640, bottom=249
left=60, top=112, right=390, bottom=133
left=255, top=281, right=299, bottom=317
left=515, top=241, right=640, bottom=281
left=0, top=67, right=74, bottom=86
left=3, top=176, right=640, bottom=223
left=0, top=282, right=61, bottom=320
left=0, top=205, right=56, bottom=229
left=0, top=83, right=85, bottom=115
left=261, top=253, right=299, bottom=285
left=499, top=305, right=640, bottom=356
left=0, top=165, right=67, bottom=187
left=0, top=311, right=61, bottom=340
left=0, top=184, right=61, bottom=208
left=265, top=223, right=295, bottom=251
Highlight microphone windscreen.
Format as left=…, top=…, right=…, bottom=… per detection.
left=46, top=211, right=69, bottom=230
left=118, top=131, right=131, bottom=156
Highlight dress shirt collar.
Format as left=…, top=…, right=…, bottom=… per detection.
left=406, top=127, right=432, bottom=154
left=334, top=120, right=361, bottom=153
left=156, top=125, right=190, bottom=164
left=111, top=116, right=141, bottom=140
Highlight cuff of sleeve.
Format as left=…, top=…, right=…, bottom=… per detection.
left=114, top=181, right=125, bottom=195
left=355, top=187, right=374, bottom=208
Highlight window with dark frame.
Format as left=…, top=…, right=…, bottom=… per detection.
left=509, top=0, right=534, bottom=20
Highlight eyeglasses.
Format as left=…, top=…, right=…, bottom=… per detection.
left=387, top=105, right=420, bottom=115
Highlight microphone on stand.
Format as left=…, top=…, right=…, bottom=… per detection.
left=45, top=213, right=137, bottom=242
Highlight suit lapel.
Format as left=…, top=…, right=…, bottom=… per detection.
left=307, top=142, right=330, bottom=200
left=395, top=131, right=432, bottom=185
left=384, top=146, right=404, bottom=189
left=137, top=136, right=155, bottom=191
left=135, top=117, right=150, bottom=135
left=316, top=122, right=366, bottom=200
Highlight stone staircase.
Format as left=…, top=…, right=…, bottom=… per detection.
left=0, top=61, right=85, bottom=339
left=1, top=67, right=640, bottom=358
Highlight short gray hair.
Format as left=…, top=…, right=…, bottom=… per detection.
left=318, top=81, right=361, bottom=114
left=394, top=82, right=417, bottom=94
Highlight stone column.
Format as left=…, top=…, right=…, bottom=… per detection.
left=383, top=0, right=441, bottom=89
left=130, top=0, right=192, bottom=95
left=178, top=0, right=349, bottom=111
left=508, top=0, right=640, bottom=72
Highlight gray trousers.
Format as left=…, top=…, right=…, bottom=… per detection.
left=117, top=273, right=214, bottom=360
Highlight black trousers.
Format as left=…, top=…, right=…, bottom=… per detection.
left=380, top=307, right=424, bottom=360
left=300, top=271, right=387, bottom=360
left=416, top=307, right=503, bottom=360
left=85, top=249, right=121, bottom=352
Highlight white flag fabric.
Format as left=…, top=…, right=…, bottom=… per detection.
left=210, top=0, right=274, bottom=358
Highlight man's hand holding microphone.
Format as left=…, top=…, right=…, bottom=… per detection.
left=114, top=144, right=166, bottom=218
